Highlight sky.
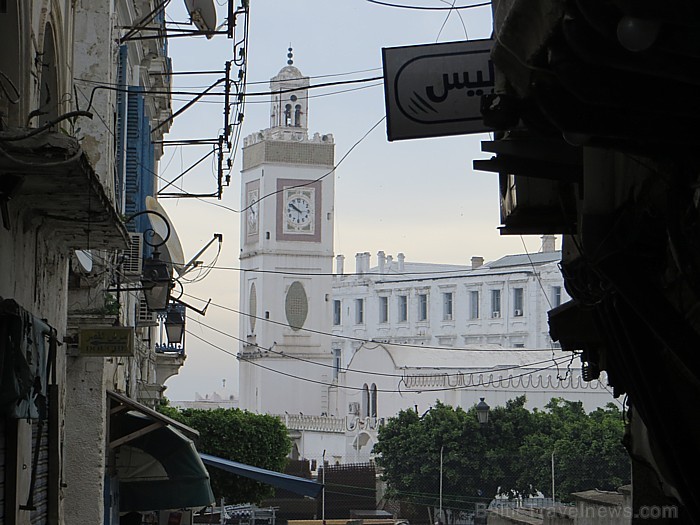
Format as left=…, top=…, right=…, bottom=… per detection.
left=158, top=0, right=551, bottom=401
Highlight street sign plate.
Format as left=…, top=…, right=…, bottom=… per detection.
left=382, top=39, right=495, bottom=141
left=79, top=327, right=135, bottom=357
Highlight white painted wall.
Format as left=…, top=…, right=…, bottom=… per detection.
left=331, top=246, right=569, bottom=368
left=238, top=63, right=336, bottom=415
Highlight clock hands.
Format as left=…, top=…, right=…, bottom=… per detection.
left=289, top=202, right=302, bottom=213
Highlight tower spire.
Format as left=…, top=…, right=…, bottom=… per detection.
left=269, top=47, right=309, bottom=132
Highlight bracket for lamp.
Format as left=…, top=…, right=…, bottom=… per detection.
left=171, top=296, right=211, bottom=316
left=124, top=209, right=171, bottom=247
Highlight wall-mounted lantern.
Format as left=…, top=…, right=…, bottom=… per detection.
left=164, top=305, right=186, bottom=345
left=141, top=249, right=172, bottom=312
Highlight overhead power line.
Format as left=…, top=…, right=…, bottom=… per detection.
left=190, top=316, right=573, bottom=379
left=366, top=0, right=491, bottom=9
left=186, top=328, right=566, bottom=394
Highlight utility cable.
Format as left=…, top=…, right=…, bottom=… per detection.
left=180, top=290, right=574, bottom=354
left=188, top=328, right=566, bottom=393
left=367, top=0, right=491, bottom=9
left=189, top=316, right=573, bottom=379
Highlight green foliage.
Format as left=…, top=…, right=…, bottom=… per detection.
left=516, top=400, right=630, bottom=502
left=103, top=293, right=120, bottom=315
left=374, top=397, right=630, bottom=514
left=158, top=406, right=291, bottom=504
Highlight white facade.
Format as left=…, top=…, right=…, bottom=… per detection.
left=238, top=57, right=336, bottom=416
left=331, top=240, right=569, bottom=364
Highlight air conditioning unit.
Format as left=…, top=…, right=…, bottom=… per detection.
left=492, top=311, right=501, bottom=318
left=137, top=298, right=158, bottom=326
left=123, top=232, right=143, bottom=276
left=348, top=402, right=360, bottom=415
left=514, top=309, right=523, bottom=316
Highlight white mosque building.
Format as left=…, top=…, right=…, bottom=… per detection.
left=236, top=55, right=615, bottom=466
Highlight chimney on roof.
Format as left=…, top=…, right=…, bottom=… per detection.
left=386, top=254, right=393, bottom=270
left=355, top=253, right=364, bottom=274
left=397, top=253, right=405, bottom=272
left=540, top=235, right=556, bottom=253
left=377, top=251, right=386, bottom=274
left=356, top=252, right=371, bottom=274
left=336, top=254, right=345, bottom=275
left=471, top=256, right=484, bottom=269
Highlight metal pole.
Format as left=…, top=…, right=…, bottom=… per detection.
left=439, top=445, right=444, bottom=524
left=322, top=450, right=326, bottom=525
left=551, top=451, right=555, bottom=504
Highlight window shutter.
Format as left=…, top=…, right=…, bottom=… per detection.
left=125, top=88, right=144, bottom=231
left=114, top=44, right=128, bottom=213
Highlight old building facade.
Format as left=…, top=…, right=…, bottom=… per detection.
left=1, top=1, right=213, bottom=523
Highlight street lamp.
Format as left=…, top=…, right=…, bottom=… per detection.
left=164, top=305, right=186, bottom=344
left=141, top=249, right=172, bottom=312
left=476, top=398, right=490, bottom=425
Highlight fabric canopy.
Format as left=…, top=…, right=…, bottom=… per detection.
left=200, top=453, right=323, bottom=498
left=108, top=392, right=215, bottom=512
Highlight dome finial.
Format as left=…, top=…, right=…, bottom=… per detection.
left=287, top=46, right=293, bottom=65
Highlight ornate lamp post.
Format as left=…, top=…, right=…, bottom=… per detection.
left=476, top=398, right=490, bottom=425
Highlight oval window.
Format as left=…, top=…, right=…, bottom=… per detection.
left=285, top=281, right=308, bottom=331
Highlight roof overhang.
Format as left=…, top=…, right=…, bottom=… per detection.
left=0, top=130, right=128, bottom=250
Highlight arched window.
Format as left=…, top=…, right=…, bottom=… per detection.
left=362, top=384, right=370, bottom=418
left=284, top=104, right=292, bottom=126
left=370, top=384, right=378, bottom=418
left=294, top=104, right=302, bottom=127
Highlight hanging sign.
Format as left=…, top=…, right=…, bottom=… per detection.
left=382, top=38, right=495, bottom=141
left=78, top=327, right=135, bottom=357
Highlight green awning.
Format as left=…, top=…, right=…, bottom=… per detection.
left=108, top=391, right=215, bottom=512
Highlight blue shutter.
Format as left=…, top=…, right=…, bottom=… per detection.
left=125, top=87, right=144, bottom=233
left=114, top=45, right=128, bottom=213
left=125, top=87, right=158, bottom=258
left=139, top=108, right=156, bottom=259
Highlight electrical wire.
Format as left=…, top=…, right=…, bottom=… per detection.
left=0, top=110, right=94, bottom=142
left=366, top=0, right=491, bottom=10
left=239, top=116, right=386, bottom=214
left=74, top=75, right=383, bottom=102
left=180, top=290, right=573, bottom=355
left=187, top=328, right=566, bottom=394
left=188, top=315, right=574, bottom=379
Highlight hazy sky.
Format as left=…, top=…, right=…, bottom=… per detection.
left=159, top=1, right=549, bottom=401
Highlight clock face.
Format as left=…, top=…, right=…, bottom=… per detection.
left=247, top=189, right=259, bottom=234
left=277, top=181, right=320, bottom=240
left=286, top=196, right=311, bottom=226
left=283, top=188, right=315, bottom=234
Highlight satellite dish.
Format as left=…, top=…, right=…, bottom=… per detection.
left=74, top=250, right=93, bottom=273
left=145, top=196, right=186, bottom=276
left=184, top=0, right=217, bottom=39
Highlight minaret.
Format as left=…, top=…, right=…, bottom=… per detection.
left=269, top=48, right=309, bottom=133
left=238, top=51, right=335, bottom=415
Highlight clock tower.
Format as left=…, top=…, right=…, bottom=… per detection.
left=238, top=50, right=336, bottom=415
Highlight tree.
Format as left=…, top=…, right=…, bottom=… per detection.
left=516, top=399, right=630, bottom=502
left=374, top=401, right=496, bottom=518
left=159, top=405, right=291, bottom=504
left=374, top=397, right=630, bottom=521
